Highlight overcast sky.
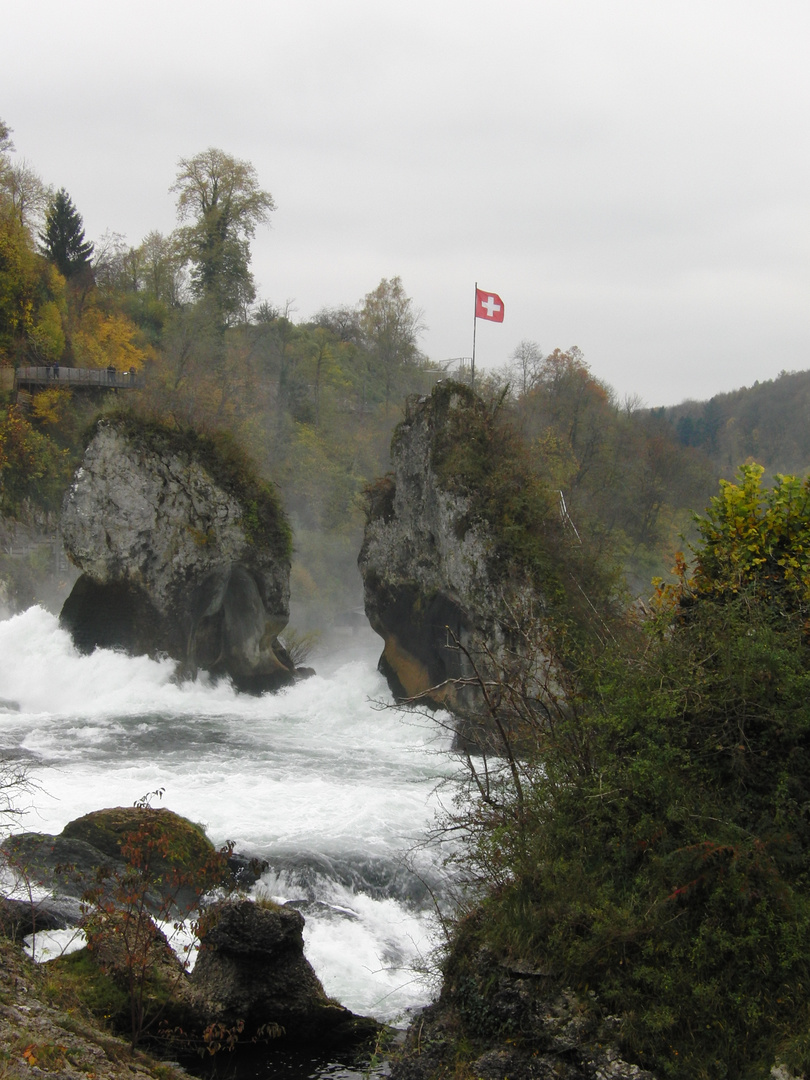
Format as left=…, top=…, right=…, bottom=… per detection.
left=4, top=1, right=808, bottom=406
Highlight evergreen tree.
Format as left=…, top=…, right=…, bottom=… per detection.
left=39, top=188, right=94, bottom=279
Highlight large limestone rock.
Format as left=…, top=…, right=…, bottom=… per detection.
left=60, top=416, right=295, bottom=692
left=393, top=944, right=658, bottom=1080
left=358, top=383, right=555, bottom=720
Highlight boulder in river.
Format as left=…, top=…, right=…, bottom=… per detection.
left=60, top=415, right=296, bottom=693
left=190, top=898, right=380, bottom=1047
left=1, top=805, right=226, bottom=924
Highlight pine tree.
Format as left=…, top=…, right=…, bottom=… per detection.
left=39, top=188, right=94, bottom=278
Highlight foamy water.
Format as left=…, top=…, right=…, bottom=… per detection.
left=0, top=606, right=458, bottom=1022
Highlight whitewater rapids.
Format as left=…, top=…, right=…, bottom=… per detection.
left=0, top=605, right=459, bottom=1025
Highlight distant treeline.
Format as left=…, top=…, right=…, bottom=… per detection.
left=651, top=368, right=810, bottom=478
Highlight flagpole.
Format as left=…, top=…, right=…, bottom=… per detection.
left=471, top=281, right=478, bottom=390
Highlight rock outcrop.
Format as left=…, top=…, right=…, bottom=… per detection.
left=1, top=809, right=378, bottom=1060
left=393, top=943, right=658, bottom=1080
left=359, top=383, right=560, bottom=721
left=1, top=805, right=226, bottom=924
left=190, top=899, right=379, bottom=1047
left=0, top=936, right=189, bottom=1080
left=60, top=415, right=295, bottom=693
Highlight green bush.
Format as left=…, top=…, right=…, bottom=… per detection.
left=442, top=465, right=810, bottom=1078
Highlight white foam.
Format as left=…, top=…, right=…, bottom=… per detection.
left=0, top=607, right=458, bottom=1021
left=24, top=927, right=86, bottom=963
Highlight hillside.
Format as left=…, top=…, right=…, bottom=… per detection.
left=652, top=367, right=810, bottom=478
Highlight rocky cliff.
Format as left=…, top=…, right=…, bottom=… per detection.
left=358, top=382, right=567, bottom=723
left=60, top=415, right=295, bottom=693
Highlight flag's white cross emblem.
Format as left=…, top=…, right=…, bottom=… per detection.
left=481, top=295, right=501, bottom=318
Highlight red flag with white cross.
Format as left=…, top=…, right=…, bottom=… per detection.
left=475, top=288, right=505, bottom=322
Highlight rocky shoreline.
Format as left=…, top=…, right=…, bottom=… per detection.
left=0, top=805, right=380, bottom=1075
left=0, top=935, right=193, bottom=1080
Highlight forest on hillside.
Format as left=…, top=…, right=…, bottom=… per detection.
left=0, top=113, right=802, bottom=616
left=653, top=369, right=810, bottom=479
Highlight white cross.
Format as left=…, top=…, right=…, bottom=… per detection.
left=481, top=295, right=501, bottom=318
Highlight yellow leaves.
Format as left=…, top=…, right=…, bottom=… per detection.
left=71, top=308, right=151, bottom=372
left=533, top=429, right=579, bottom=489
left=21, top=1042, right=67, bottom=1069
left=652, top=551, right=694, bottom=616
left=31, top=386, right=70, bottom=428
left=692, top=464, right=810, bottom=614
left=28, top=299, right=65, bottom=361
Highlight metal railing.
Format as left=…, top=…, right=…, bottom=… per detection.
left=13, top=365, right=144, bottom=389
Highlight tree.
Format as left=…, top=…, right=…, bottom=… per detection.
left=71, top=307, right=151, bottom=372
left=170, top=148, right=274, bottom=325
left=0, top=117, right=13, bottom=194
left=39, top=188, right=94, bottom=279
left=0, top=118, right=12, bottom=156
left=359, top=276, right=425, bottom=414
left=0, top=120, right=49, bottom=230
left=0, top=205, right=68, bottom=366
left=312, top=304, right=363, bottom=346
left=0, top=405, right=70, bottom=513
left=509, top=339, right=544, bottom=397
left=137, top=230, right=186, bottom=307
left=2, top=160, right=51, bottom=231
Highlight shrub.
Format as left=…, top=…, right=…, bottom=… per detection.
left=439, top=465, right=810, bottom=1078
left=77, top=795, right=233, bottom=1049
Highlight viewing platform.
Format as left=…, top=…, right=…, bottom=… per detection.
left=13, top=365, right=144, bottom=391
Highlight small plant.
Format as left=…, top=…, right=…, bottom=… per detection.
left=278, top=626, right=320, bottom=667
left=0, top=753, right=46, bottom=948
left=78, top=791, right=233, bottom=1049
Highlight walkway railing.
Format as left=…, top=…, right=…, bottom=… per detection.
left=14, top=365, right=144, bottom=390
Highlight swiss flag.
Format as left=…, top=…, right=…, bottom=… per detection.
left=475, top=288, right=505, bottom=322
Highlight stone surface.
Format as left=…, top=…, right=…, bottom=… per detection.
left=358, top=385, right=553, bottom=722
left=392, top=946, right=659, bottom=1080
left=0, top=938, right=190, bottom=1080
left=359, top=389, right=495, bottom=714
left=190, top=899, right=380, bottom=1046
left=2, top=806, right=226, bottom=919
left=59, top=416, right=294, bottom=693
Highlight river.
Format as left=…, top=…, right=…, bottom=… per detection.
left=0, top=604, right=460, bottom=1032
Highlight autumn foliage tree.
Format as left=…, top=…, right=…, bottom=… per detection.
left=0, top=405, right=69, bottom=513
